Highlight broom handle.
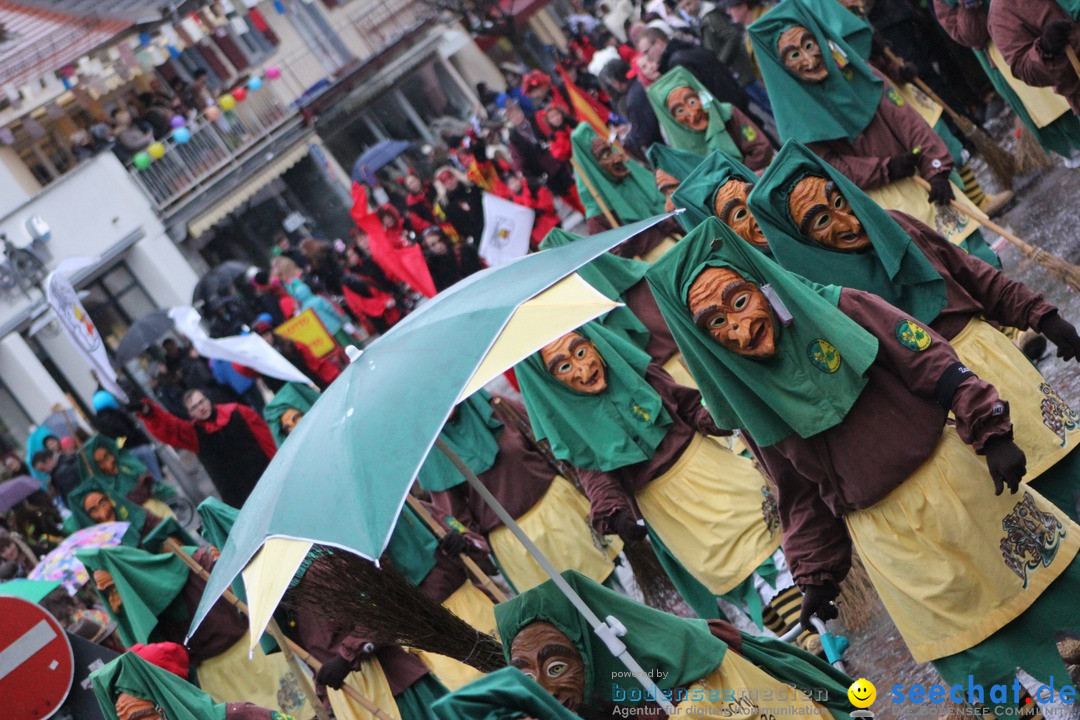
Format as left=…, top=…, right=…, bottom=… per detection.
left=162, top=539, right=393, bottom=720
left=1068, top=47, right=1080, bottom=82
left=56, top=397, right=94, bottom=480
left=404, top=494, right=508, bottom=603
left=570, top=156, right=620, bottom=228
left=911, top=176, right=1080, bottom=292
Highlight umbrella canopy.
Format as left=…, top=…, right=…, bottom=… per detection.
left=28, top=522, right=130, bottom=594
left=351, top=139, right=412, bottom=185
left=188, top=215, right=672, bottom=651
left=0, top=578, right=63, bottom=603
left=0, top=475, right=40, bottom=512
left=191, top=261, right=250, bottom=309
left=115, top=309, right=175, bottom=364
left=38, top=408, right=82, bottom=439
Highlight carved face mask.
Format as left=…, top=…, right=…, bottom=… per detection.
left=509, top=621, right=587, bottom=712
left=115, top=693, right=163, bottom=720
left=778, top=26, right=829, bottom=83
left=687, top=267, right=777, bottom=357
left=789, top=176, right=870, bottom=251
left=591, top=138, right=631, bottom=180
left=94, top=569, right=123, bottom=613
left=656, top=169, right=680, bottom=213
left=540, top=332, right=608, bottom=394
left=665, top=86, right=709, bottom=131
left=93, top=447, right=119, bottom=476
left=713, top=180, right=768, bottom=249
left=84, top=491, right=117, bottom=523
left=280, top=408, right=304, bottom=436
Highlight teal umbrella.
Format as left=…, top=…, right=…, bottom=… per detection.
left=186, top=215, right=680, bottom=711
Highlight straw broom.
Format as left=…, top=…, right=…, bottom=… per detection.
left=1013, top=121, right=1054, bottom=175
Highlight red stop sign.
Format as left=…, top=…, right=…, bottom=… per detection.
left=0, top=597, right=74, bottom=720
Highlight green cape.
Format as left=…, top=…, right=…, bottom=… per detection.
left=1059, top=0, right=1080, bottom=19
left=431, top=667, right=580, bottom=720
left=263, top=382, right=321, bottom=447
left=748, top=2, right=883, bottom=143
left=68, top=477, right=150, bottom=538
left=646, top=143, right=704, bottom=182
left=644, top=218, right=879, bottom=447
left=796, top=0, right=873, bottom=57
left=77, top=544, right=191, bottom=647
left=645, top=67, right=742, bottom=159
left=494, top=570, right=728, bottom=712
left=415, top=390, right=503, bottom=492
left=671, top=150, right=762, bottom=233
left=91, top=651, right=228, bottom=720
left=749, top=140, right=949, bottom=324
left=514, top=320, right=673, bottom=471
left=540, top=228, right=652, bottom=350
left=570, top=123, right=667, bottom=223
left=386, top=503, right=439, bottom=587
left=196, top=496, right=238, bottom=551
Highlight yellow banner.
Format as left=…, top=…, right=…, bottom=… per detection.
left=275, top=309, right=336, bottom=357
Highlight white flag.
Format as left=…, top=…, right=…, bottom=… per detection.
left=478, top=192, right=535, bottom=267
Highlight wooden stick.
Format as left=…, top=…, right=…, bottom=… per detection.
left=570, top=156, right=620, bottom=228
left=1067, top=47, right=1080, bottom=82
left=162, top=539, right=393, bottom=720
left=404, top=494, right=508, bottom=603
left=57, top=397, right=93, bottom=479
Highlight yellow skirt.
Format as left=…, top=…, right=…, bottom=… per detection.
left=197, top=636, right=317, bottom=718
left=327, top=658, right=402, bottom=720
left=415, top=581, right=498, bottom=691
left=846, top=427, right=1080, bottom=663
left=638, top=236, right=678, bottom=263
left=676, top=652, right=830, bottom=716
left=951, top=318, right=1080, bottom=478
left=489, top=475, right=622, bottom=592
left=636, top=434, right=781, bottom=595
left=142, top=497, right=175, bottom=520
left=866, top=176, right=984, bottom=247
left=897, top=81, right=943, bottom=128
left=662, top=354, right=697, bottom=389
left=988, top=42, right=1071, bottom=128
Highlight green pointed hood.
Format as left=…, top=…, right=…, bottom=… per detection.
left=645, top=67, right=742, bottom=159
left=796, top=0, right=873, bottom=57
left=91, top=651, right=227, bottom=720
left=749, top=141, right=948, bottom=324
left=415, top=390, right=503, bottom=492
left=748, top=2, right=883, bottom=143
left=78, top=435, right=148, bottom=496
left=1058, top=0, right=1080, bottom=19
left=494, top=570, right=727, bottom=712
left=571, top=123, right=667, bottom=223
left=196, top=496, right=239, bottom=551
left=644, top=218, right=879, bottom=446
left=514, top=320, right=673, bottom=471
left=671, top=150, right=761, bottom=232
left=68, top=478, right=150, bottom=537
left=263, top=382, right=321, bottom=446
left=431, top=667, right=581, bottom=720
left=647, top=143, right=707, bottom=182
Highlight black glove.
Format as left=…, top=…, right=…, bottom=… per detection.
left=437, top=531, right=468, bottom=557
left=886, top=152, right=919, bottom=181
left=611, top=510, right=647, bottom=543
left=1039, top=312, right=1080, bottom=361
left=927, top=174, right=955, bottom=206
left=896, top=62, right=918, bottom=84
left=125, top=397, right=152, bottom=415
left=984, top=436, right=1026, bottom=496
left=798, top=582, right=840, bottom=632
left=1039, top=19, right=1073, bottom=58
left=315, top=654, right=353, bottom=690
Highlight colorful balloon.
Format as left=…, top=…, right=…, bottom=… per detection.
left=169, top=115, right=186, bottom=129
left=173, top=127, right=192, bottom=144
left=205, top=105, right=222, bottom=121
left=233, top=87, right=247, bottom=102
left=265, top=66, right=281, bottom=80
left=219, top=94, right=236, bottom=111
left=248, top=76, right=263, bottom=91
left=148, top=142, right=166, bottom=159
left=133, top=152, right=152, bottom=170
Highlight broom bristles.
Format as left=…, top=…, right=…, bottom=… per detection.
left=968, top=125, right=1016, bottom=189
left=1013, top=122, right=1054, bottom=174
left=837, top=550, right=879, bottom=632
left=622, top=540, right=688, bottom=614
left=286, top=548, right=506, bottom=673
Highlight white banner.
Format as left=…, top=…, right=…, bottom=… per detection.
left=478, top=192, right=535, bottom=267
left=44, top=258, right=128, bottom=402
left=170, top=306, right=311, bottom=384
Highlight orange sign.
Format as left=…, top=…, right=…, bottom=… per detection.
left=274, top=309, right=336, bottom=357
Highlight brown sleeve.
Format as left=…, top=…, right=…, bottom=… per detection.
left=809, top=139, right=893, bottom=189
left=874, top=85, right=955, bottom=181
left=125, top=474, right=153, bottom=505
left=645, top=364, right=725, bottom=437
left=726, top=106, right=774, bottom=173
left=934, top=0, right=992, bottom=49
left=989, top=3, right=1069, bottom=90
left=577, top=467, right=637, bottom=534
left=225, top=703, right=277, bottom=719
left=428, top=486, right=480, bottom=536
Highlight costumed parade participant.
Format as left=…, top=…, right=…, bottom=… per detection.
left=430, top=667, right=580, bottom=720
left=79, top=434, right=177, bottom=520
left=988, top=0, right=1080, bottom=116
left=747, top=2, right=1001, bottom=266
left=67, top=477, right=194, bottom=549
left=263, top=382, right=321, bottom=447
left=513, top=321, right=812, bottom=648
left=644, top=217, right=1080, bottom=706
left=495, top=570, right=854, bottom=719
left=671, top=150, right=771, bottom=250
left=749, top=141, right=1080, bottom=519
left=645, top=66, right=774, bottom=171
left=647, top=143, right=705, bottom=214
left=78, top=544, right=314, bottom=717
left=419, top=389, right=623, bottom=593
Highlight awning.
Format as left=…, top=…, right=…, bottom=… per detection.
left=187, top=142, right=311, bottom=239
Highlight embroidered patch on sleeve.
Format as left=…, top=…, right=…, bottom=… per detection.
left=895, top=319, right=932, bottom=351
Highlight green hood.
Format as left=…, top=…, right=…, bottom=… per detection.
left=671, top=150, right=762, bottom=232
left=796, top=0, right=873, bottom=57
left=646, top=143, right=705, bottom=182
left=645, top=67, right=742, bottom=159
left=77, top=544, right=191, bottom=647
left=431, top=667, right=580, bottom=720
left=494, top=570, right=727, bottom=712
left=196, top=496, right=239, bottom=551
left=386, top=503, right=439, bottom=586
left=748, top=2, right=883, bottom=143
left=78, top=434, right=148, bottom=496
left=749, top=140, right=948, bottom=325
left=570, top=123, right=667, bottom=223
left=644, top=218, right=879, bottom=447
left=263, top=382, right=321, bottom=447
left=415, top=390, right=503, bottom=492
left=1059, top=0, right=1080, bottom=19
left=68, top=478, right=150, bottom=537
left=91, top=651, right=227, bottom=720
left=514, top=320, right=673, bottom=471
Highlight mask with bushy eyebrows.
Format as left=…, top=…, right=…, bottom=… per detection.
left=778, top=26, right=829, bottom=83
left=788, top=175, right=870, bottom=251
left=665, top=87, right=709, bottom=131
left=509, top=621, right=586, bottom=712
left=713, top=180, right=768, bottom=248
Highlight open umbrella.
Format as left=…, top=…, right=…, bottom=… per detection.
left=39, top=408, right=83, bottom=439
left=115, top=309, right=175, bottom=364
left=29, top=522, right=129, bottom=594
left=191, top=260, right=250, bottom=309
left=188, top=214, right=679, bottom=710
left=0, top=475, right=40, bottom=512
left=350, top=139, right=412, bottom=186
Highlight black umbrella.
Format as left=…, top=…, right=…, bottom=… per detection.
left=116, top=309, right=175, bottom=364
left=192, top=261, right=251, bottom=310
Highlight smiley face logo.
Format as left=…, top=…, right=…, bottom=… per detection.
left=848, top=678, right=876, bottom=708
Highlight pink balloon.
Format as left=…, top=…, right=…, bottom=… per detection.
left=265, top=66, right=281, bottom=80
left=205, top=105, right=222, bottom=121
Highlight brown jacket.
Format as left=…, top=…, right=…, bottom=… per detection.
left=935, top=0, right=992, bottom=49
left=989, top=0, right=1080, bottom=114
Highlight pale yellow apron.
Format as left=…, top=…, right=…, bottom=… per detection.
left=415, top=581, right=498, bottom=690
left=866, top=176, right=984, bottom=247
left=141, top=497, right=175, bottom=520
left=987, top=42, right=1071, bottom=128
left=846, top=427, right=1080, bottom=663
left=950, top=318, right=1080, bottom=479
left=636, top=434, right=781, bottom=595
left=488, top=475, right=622, bottom=592
left=197, top=636, right=317, bottom=718
left=638, top=236, right=678, bottom=263
left=662, top=354, right=697, bottom=389
left=896, top=82, right=943, bottom=128
left=676, top=651, right=830, bottom=716
left=326, top=658, right=402, bottom=720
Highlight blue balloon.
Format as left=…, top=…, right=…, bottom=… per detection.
left=173, top=127, right=192, bottom=144
left=248, top=76, right=263, bottom=91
